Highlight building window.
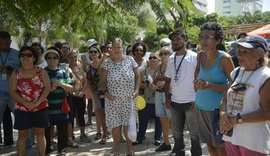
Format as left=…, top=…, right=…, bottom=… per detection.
left=223, top=0, right=231, bottom=3
left=223, top=11, right=231, bottom=14
left=223, top=6, right=231, bottom=9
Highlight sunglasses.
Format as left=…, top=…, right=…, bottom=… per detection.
left=62, top=47, right=70, bottom=50
left=19, top=53, right=33, bottom=58
left=47, top=56, right=59, bottom=60
left=149, top=56, right=157, bottom=60
left=159, top=52, right=169, bottom=57
left=231, top=83, right=247, bottom=92
left=89, top=51, right=98, bottom=54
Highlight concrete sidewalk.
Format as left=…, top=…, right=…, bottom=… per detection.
left=0, top=117, right=209, bottom=156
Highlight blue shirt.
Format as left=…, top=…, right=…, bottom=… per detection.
left=195, top=51, right=228, bottom=111
left=0, top=48, right=20, bottom=92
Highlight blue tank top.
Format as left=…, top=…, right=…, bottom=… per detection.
left=195, top=51, right=228, bottom=111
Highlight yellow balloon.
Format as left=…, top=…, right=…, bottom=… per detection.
left=136, top=96, right=146, bottom=110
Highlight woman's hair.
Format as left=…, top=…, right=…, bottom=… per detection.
left=132, top=41, right=148, bottom=57
left=89, top=46, right=103, bottom=60
left=251, top=48, right=269, bottom=66
left=200, top=22, right=223, bottom=49
left=126, top=44, right=133, bottom=55
left=31, top=42, right=44, bottom=53
left=19, top=46, right=39, bottom=65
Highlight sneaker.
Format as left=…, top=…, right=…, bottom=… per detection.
left=155, top=143, right=171, bottom=152
left=94, top=132, right=102, bottom=140
left=67, top=139, right=79, bottom=148
left=58, top=148, right=67, bottom=156
left=80, top=134, right=91, bottom=143
left=153, top=140, right=161, bottom=146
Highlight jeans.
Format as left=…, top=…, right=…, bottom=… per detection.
left=137, top=104, right=162, bottom=142
left=0, top=92, right=15, bottom=126
left=171, top=102, right=202, bottom=156
left=3, top=106, right=14, bottom=146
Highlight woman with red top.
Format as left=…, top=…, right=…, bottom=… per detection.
left=9, top=46, right=51, bottom=156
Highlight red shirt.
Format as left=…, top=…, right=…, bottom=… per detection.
left=15, top=68, right=48, bottom=112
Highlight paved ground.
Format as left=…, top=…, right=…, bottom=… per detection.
left=0, top=116, right=209, bottom=156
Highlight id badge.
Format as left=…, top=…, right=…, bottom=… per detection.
left=173, top=78, right=178, bottom=86
left=1, top=73, right=7, bottom=80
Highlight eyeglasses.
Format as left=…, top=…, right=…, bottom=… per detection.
left=159, top=52, right=169, bottom=57
left=199, top=35, right=215, bottom=40
left=149, top=56, right=157, bottom=60
left=19, top=53, right=33, bottom=58
left=89, top=51, right=98, bottom=54
left=135, top=49, right=144, bottom=52
left=62, top=47, right=70, bottom=50
left=47, top=57, right=59, bottom=60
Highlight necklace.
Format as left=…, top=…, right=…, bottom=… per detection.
left=228, top=70, right=255, bottom=114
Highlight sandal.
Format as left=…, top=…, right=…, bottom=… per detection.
left=98, top=138, right=106, bottom=144
left=126, top=151, right=136, bottom=156
left=94, top=132, right=102, bottom=140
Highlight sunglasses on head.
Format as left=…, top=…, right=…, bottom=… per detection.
left=47, top=56, right=59, bottom=60
left=19, top=53, right=33, bottom=58
left=159, top=52, right=169, bottom=57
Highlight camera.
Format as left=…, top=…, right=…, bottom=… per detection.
left=231, top=83, right=247, bottom=92
left=143, top=75, right=153, bottom=85
left=224, top=129, right=233, bottom=137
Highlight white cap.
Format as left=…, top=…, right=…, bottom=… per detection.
left=87, top=39, right=98, bottom=48
left=160, top=38, right=171, bottom=47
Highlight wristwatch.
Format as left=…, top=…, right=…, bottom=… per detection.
left=236, top=113, right=243, bottom=123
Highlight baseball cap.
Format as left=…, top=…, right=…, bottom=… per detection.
left=160, top=38, right=171, bottom=47
left=87, top=39, right=98, bottom=48
left=232, top=35, right=268, bottom=53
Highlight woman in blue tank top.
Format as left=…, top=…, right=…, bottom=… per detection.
left=193, top=22, right=234, bottom=156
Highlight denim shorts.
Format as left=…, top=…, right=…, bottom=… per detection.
left=155, top=91, right=171, bottom=118
left=14, top=109, right=50, bottom=130
left=92, top=96, right=102, bottom=109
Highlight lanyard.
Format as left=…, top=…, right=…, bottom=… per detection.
left=174, top=51, right=186, bottom=80
left=0, top=52, right=10, bottom=66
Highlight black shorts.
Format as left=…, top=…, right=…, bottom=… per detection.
left=14, top=109, right=50, bottom=130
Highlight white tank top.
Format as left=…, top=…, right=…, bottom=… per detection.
left=223, top=66, right=270, bottom=154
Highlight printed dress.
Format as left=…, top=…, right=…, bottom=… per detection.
left=101, top=56, right=138, bottom=129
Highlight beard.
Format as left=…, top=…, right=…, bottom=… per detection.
left=172, top=45, right=184, bottom=51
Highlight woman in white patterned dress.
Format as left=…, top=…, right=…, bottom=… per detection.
left=100, top=38, right=140, bottom=156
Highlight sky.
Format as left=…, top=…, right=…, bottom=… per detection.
left=207, top=0, right=270, bottom=14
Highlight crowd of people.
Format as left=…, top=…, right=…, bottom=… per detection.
left=0, top=20, right=270, bottom=156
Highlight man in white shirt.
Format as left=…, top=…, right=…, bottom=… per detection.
left=164, top=30, right=201, bottom=156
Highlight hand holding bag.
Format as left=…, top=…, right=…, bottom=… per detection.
left=128, top=100, right=137, bottom=142
left=61, top=95, right=70, bottom=113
